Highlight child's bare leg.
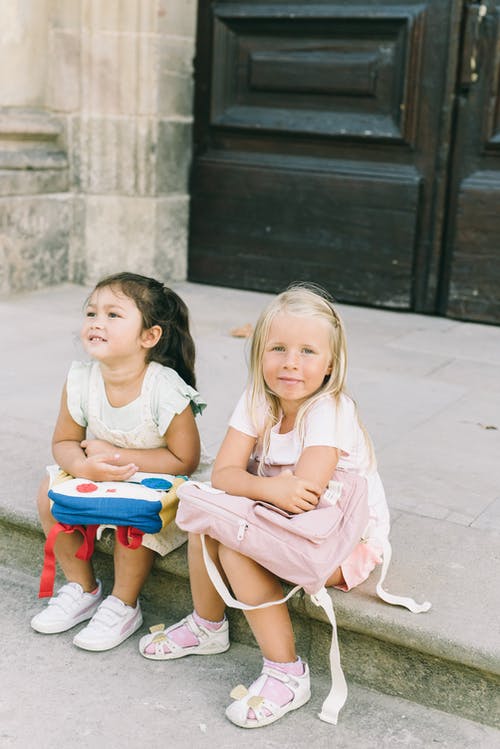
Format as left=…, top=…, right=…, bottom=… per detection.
left=112, top=542, right=155, bottom=607
left=71, top=537, right=147, bottom=651
left=139, top=532, right=228, bottom=659
left=188, top=532, right=226, bottom=621
left=218, top=545, right=295, bottom=662
left=325, top=566, right=344, bottom=587
left=31, top=477, right=102, bottom=634
left=37, top=476, right=97, bottom=591
left=218, top=545, right=309, bottom=727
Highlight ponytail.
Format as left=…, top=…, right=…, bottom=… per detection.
left=154, top=287, right=196, bottom=387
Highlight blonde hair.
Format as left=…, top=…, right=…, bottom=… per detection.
left=247, top=283, right=375, bottom=471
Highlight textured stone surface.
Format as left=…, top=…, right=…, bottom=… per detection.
left=0, top=196, right=73, bottom=293
left=83, top=195, right=157, bottom=282
left=156, top=119, right=192, bottom=194
left=154, top=196, right=189, bottom=280
left=0, top=0, right=197, bottom=292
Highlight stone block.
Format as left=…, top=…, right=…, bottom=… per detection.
left=68, top=196, right=86, bottom=284
left=159, top=37, right=194, bottom=77
left=81, top=31, right=157, bottom=116
left=0, top=167, right=68, bottom=197
left=154, top=196, right=189, bottom=280
left=49, top=0, right=82, bottom=30
left=158, top=37, right=195, bottom=117
left=0, top=196, right=73, bottom=294
left=157, top=0, right=198, bottom=38
left=156, top=119, right=192, bottom=194
left=83, top=195, right=157, bottom=283
left=0, top=109, right=69, bottom=195
left=83, top=0, right=157, bottom=33
left=47, top=30, right=81, bottom=113
left=0, top=2, right=49, bottom=107
left=73, top=116, right=156, bottom=195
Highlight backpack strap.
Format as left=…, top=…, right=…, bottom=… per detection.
left=199, top=534, right=302, bottom=610
left=39, top=523, right=97, bottom=598
left=199, top=535, right=345, bottom=724
left=115, top=526, right=144, bottom=550
left=376, top=538, right=431, bottom=613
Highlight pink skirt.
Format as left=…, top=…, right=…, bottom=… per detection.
left=335, top=541, right=382, bottom=591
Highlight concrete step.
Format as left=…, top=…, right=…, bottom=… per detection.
left=2, top=507, right=499, bottom=731
left=3, top=563, right=499, bottom=749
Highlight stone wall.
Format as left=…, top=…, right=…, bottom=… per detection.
left=0, top=0, right=198, bottom=293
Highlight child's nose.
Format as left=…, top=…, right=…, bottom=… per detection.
left=284, top=351, right=299, bottom=367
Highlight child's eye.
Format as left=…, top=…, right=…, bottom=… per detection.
left=302, top=347, right=315, bottom=354
left=271, top=345, right=285, bottom=352
left=86, top=311, right=96, bottom=318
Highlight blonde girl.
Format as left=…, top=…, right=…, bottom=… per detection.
left=31, top=272, right=205, bottom=651
left=139, top=284, right=389, bottom=727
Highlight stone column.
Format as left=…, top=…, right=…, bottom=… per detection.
left=0, top=0, right=71, bottom=294
left=47, top=0, right=198, bottom=285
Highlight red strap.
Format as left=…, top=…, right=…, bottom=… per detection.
left=116, top=526, right=144, bottom=550
left=39, top=523, right=96, bottom=599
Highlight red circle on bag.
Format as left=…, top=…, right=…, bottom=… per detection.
left=76, top=482, right=98, bottom=493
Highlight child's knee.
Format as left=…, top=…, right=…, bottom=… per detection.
left=36, top=476, right=53, bottom=522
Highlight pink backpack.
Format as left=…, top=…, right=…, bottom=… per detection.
left=176, top=471, right=431, bottom=724
left=176, top=469, right=369, bottom=724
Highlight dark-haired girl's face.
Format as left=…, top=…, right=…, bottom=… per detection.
left=81, top=285, right=154, bottom=364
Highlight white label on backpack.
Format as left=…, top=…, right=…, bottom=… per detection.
left=323, top=480, right=342, bottom=505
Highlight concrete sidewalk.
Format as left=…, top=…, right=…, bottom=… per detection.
left=3, top=564, right=498, bottom=749
left=3, top=281, right=500, bottom=529
left=1, top=281, right=500, bottom=742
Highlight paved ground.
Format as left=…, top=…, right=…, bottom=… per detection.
left=2, top=564, right=499, bottom=749
left=3, top=281, right=499, bottom=530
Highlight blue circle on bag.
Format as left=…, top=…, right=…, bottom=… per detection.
left=140, top=477, right=172, bottom=490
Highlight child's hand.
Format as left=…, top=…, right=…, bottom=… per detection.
left=267, top=469, right=321, bottom=514
left=81, top=439, right=116, bottom=460
left=80, top=453, right=138, bottom=482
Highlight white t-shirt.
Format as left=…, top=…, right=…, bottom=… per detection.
left=67, top=360, right=206, bottom=437
left=229, top=390, right=390, bottom=545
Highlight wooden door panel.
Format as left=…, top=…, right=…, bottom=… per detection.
left=210, top=5, right=424, bottom=142
left=444, top=3, right=500, bottom=322
left=451, top=174, right=500, bottom=320
left=191, top=156, right=421, bottom=304
left=189, top=1, right=459, bottom=312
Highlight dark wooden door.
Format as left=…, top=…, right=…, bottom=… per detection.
left=187, top=1, right=463, bottom=314
left=440, top=1, right=500, bottom=323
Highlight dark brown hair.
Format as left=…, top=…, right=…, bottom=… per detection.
left=93, top=272, right=196, bottom=387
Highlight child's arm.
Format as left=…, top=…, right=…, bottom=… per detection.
left=81, top=404, right=200, bottom=476
left=212, top=428, right=327, bottom=514
left=293, top=445, right=340, bottom=491
left=52, top=385, right=138, bottom=482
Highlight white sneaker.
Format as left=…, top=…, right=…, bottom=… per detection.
left=31, top=581, right=103, bottom=634
left=73, top=595, right=143, bottom=651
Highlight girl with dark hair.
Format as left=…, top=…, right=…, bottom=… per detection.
left=31, top=272, right=205, bottom=651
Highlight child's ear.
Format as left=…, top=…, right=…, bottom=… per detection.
left=141, top=325, right=162, bottom=349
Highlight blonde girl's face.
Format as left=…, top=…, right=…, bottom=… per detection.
left=262, top=312, right=333, bottom=412
left=81, top=285, right=152, bottom=364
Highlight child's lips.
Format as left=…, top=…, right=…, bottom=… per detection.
left=89, top=334, right=107, bottom=342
